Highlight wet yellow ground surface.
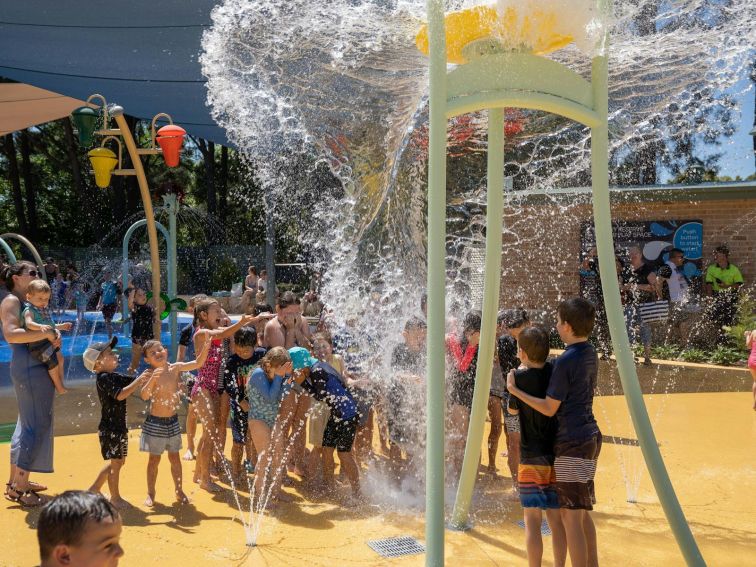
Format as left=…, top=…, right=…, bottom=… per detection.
left=1, top=391, right=755, bottom=566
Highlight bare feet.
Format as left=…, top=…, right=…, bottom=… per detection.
left=199, top=481, right=222, bottom=493
left=55, top=386, right=68, bottom=395
left=27, top=481, right=48, bottom=492
left=183, top=449, right=195, bottom=461
left=144, top=494, right=155, bottom=507
left=110, top=497, right=133, bottom=510
left=175, top=490, right=190, bottom=504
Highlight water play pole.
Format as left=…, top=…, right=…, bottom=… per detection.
left=112, top=111, right=163, bottom=340
left=121, top=219, right=174, bottom=354
left=163, top=194, right=179, bottom=359
left=0, top=232, right=44, bottom=273
left=425, top=0, right=447, bottom=564
left=0, top=236, right=17, bottom=264
left=588, top=36, right=705, bottom=567
left=449, top=108, right=504, bottom=529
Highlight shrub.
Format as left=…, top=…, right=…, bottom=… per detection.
left=677, top=348, right=708, bottom=363
left=707, top=345, right=746, bottom=366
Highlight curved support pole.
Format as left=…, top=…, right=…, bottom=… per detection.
left=163, top=193, right=179, bottom=360
left=121, top=220, right=172, bottom=349
left=0, top=236, right=17, bottom=263
left=113, top=113, right=162, bottom=339
left=425, top=1, right=448, bottom=565
left=589, top=53, right=705, bottom=567
left=449, top=108, right=504, bottom=529
left=0, top=232, right=44, bottom=274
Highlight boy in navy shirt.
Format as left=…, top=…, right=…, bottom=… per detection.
left=507, top=297, right=601, bottom=567
left=289, top=347, right=361, bottom=501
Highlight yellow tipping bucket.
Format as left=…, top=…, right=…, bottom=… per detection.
left=416, top=5, right=573, bottom=65
left=88, top=147, right=118, bottom=188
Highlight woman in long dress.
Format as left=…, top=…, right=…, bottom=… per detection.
left=1, top=261, right=60, bottom=506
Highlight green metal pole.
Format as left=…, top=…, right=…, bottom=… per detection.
left=449, top=107, right=504, bottom=529
left=1, top=232, right=44, bottom=275
left=425, top=0, right=447, bottom=564
left=589, top=53, right=705, bottom=566
left=164, top=194, right=179, bottom=360
left=0, top=236, right=17, bottom=264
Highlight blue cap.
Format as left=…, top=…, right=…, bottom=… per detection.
left=288, top=347, right=317, bottom=370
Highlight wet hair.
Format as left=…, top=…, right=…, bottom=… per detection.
left=497, top=308, right=529, bottom=329
left=234, top=326, right=257, bottom=347
left=714, top=244, right=730, bottom=256
left=253, top=303, right=273, bottom=316
left=248, top=266, right=257, bottom=275
left=189, top=293, right=208, bottom=309
left=404, top=316, right=427, bottom=333
left=517, top=326, right=550, bottom=364
left=193, top=297, right=219, bottom=326
left=557, top=297, right=596, bottom=338
left=312, top=331, right=333, bottom=345
left=1, top=261, right=36, bottom=292
left=260, top=269, right=267, bottom=277
left=37, top=490, right=119, bottom=561
left=461, top=310, right=482, bottom=338
left=142, top=340, right=162, bottom=359
left=277, top=290, right=299, bottom=309
left=260, top=346, right=290, bottom=375
left=27, top=279, right=51, bottom=295
left=668, top=248, right=684, bottom=259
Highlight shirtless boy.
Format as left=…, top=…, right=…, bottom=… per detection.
left=139, top=339, right=209, bottom=506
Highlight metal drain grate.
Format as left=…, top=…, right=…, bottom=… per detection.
left=515, top=520, right=552, bottom=536
left=367, top=536, right=425, bottom=558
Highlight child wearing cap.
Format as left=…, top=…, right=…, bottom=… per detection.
left=85, top=338, right=148, bottom=509
left=289, top=346, right=362, bottom=501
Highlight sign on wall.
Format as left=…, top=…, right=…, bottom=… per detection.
left=581, top=219, right=704, bottom=279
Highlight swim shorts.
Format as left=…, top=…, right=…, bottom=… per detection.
left=322, top=415, right=358, bottom=453
left=99, top=429, right=128, bottom=460
left=518, top=455, right=559, bottom=509
left=554, top=432, right=602, bottom=510
left=140, top=414, right=182, bottom=455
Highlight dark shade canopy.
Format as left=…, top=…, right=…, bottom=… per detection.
left=0, top=1, right=229, bottom=145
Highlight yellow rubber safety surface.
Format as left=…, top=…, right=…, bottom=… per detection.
left=1, top=392, right=755, bottom=566
left=415, top=6, right=573, bottom=65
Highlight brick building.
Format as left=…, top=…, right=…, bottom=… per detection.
left=496, top=181, right=756, bottom=311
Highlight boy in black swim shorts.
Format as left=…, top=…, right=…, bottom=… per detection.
left=85, top=338, right=147, bottom=509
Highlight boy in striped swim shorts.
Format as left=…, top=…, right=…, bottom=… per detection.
left=507, top=326, right=566, bottom=567
left=139, top=339, right=209, bottom=506
left=508, top=297, right=601, bottom=567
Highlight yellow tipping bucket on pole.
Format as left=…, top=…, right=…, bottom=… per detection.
left=88, top=147, right=118, bottom=188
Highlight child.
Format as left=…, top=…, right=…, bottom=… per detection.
left=98, top=272, right=120, bottom=339
left=126, top=288, right=155, bottom=375
left=223, top=326, right=266, bottom=483
left=746, top=329, right=756, bottom=410
left=51, top=272, right=67, bottom=316
left=497, top=309, right=530, bottom=487
left=506, top=326, right=566, bottom=567
left=247, top=346, right=292, bottom=504
left=306, top=331, right=352, bottom=483
left=139, top=338, right=210, bottom=506
left=289, top=346, right=362, bottom=502
left=388, top=317, right=427, bottom=484
left=191, top=298, right=255, bottom=493
left=37, top=490, right=124, bottom=567
left=85, top=338, right=147, bottom=509
left=177, top=294, right=208, bottom=461
left=446, top=310, right=481, bottom=479
left=23, top=279, right=72, bottom=395
left=507, top=297, right=601, bottom=567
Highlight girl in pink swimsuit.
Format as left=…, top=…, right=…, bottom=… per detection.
left=191, top=298, right=255, bottom=493
left=746, top=329, right=756, bottom=410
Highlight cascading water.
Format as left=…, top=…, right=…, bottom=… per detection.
left=200, top=0, right=756, bottom=528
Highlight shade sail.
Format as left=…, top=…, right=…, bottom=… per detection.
left=0, top=1, right=229, bottom=145
left=0, top=83, right=85, bottom=136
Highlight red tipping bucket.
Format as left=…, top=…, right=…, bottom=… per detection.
left=156, top=124, right=186, bottom=167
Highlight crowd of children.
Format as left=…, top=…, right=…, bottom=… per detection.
left=18, top=289, right=611, bottom=567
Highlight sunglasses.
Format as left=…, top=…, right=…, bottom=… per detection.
left=26, top=270, right=39, bottom=277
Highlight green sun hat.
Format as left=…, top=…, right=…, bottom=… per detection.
left=288, top=347, right=317, bottom=370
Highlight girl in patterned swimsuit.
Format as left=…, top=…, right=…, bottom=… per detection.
left=247, top=347, right=293, bottom=506
left=191, top=298, right=255, bottom=493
